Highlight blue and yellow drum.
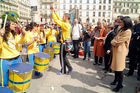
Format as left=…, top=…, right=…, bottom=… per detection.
left=0, top=87, right=14, bottom=93
left=34, top=52, right=50, bottom=71
left=52, top=42, right=61, bottom=54
left=43, top=47, right=54, bottom=61
left=8, top=63, right=33, bottom=92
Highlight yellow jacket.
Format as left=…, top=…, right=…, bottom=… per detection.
left=45, top=29, right=59, bottom=42
left=52, top=12, right=71, bottom=43
left=0, top=32, right=25, bottom=59
left=38, top=31, right=47, bottom=44
left=25, top=31, right=39, bottom=54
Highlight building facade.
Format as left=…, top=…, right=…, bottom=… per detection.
left=113, top=0, right=140, bottom=21
left=37, top=0, right=113, bottom=25
left=0, top=0, right=31, bottom=25
left=59, top=0, right=113, bottom=25
left=37, top=0, right=60, bottom=24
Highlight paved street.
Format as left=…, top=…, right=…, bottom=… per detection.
left=27, top=54, right=139, bottom=93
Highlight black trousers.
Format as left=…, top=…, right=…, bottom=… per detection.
left=94, top=55, right=103, bottom=64
left=114, top=71, right=123, bottom=87
left=73, top=40, right=79, bottom=57
left=59, top=43, right=72, bottom=74
left=104, top=51, right=112, bottom=70
left=128, top=47, right=140, bottom=76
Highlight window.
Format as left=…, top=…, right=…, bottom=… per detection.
left=70, top=0, right=72, bottom=3
left=40, top=4, right=42, bottom=9
left=87, top=5, right=89, bottom=9
left=99, top=5, right=101, bottom=10
left=80, top=0, right=82, bottom=3
left=103, top=0, right=106, bottom=4
left=99, top=12, right=101, bottom=17
left=64, top=0, right=66, bottom=3
left=107, top=19, right=110, bottom=23
left=64, top=5, right=65, bottom=9
left=131, top=9, right=133, bottom=13
left=109, top=0, right=111, bottom=4
left=92, top=19, right=95, bottom=23
left=108, top=6, right=111, bottom=10
left=135, top=9, right=138, bottom=13
left=87, top=0, right=89, bottom=3
left=127, top=3, right=129, bottom=7
left=119, top=9, right=121, bottom=12
left=75, top=0, right=77, bottom=3
left=93, top=12, right=95, bottom=17
left=126, top=9, right=129, bottom=13
left=80, top=5, right=82, bottom=9
left=103, top=6, right=106, bottom=10
left=99, top=0, right=101, bottom=3
left=93, top=0, right=96, bottom=3
left=45, top=5, right=47, bottom=8
left=87, top=12, right=89, bottom=16
left=93, top=5, right=95, bottom=9
left=75, top=5, right=77, bottom=8
left=103, top=12, right=105, bottom=17
left=114, top=8, right=117, bottom=12
left=70, top=5, right=72, bottom=9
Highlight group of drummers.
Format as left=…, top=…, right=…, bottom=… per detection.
left=0, top=5, right=73, bottom=92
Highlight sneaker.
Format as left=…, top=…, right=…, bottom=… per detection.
left=67, top=68, right=73, bottom=74
left=83, top=58, right=86, bottom=60
left=57, top=71, right=62, bottom=75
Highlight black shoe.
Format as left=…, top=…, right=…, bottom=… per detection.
left=112, top=85, right=123, bottom=92
left=98, top=63, right=102, bottom=65
left=93, top=62, right=97, bottom=65
left=137, top=77, right=140, bottom=81
left=103, top=68, right=106, bottom=70
left=110, top=82, right=117, bottom=85
left=83, top=58, right=86, bottom=60
left=126, top=72, right=133, bottom=77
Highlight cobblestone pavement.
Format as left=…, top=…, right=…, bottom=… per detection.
left=26, top=53, right=139, bottom=93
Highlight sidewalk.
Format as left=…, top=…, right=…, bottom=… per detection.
left=27, top=54, right=139, bottom=93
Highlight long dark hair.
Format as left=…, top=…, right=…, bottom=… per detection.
left=120, top=16, right=133, bottom=31
left=1, top=19, right=16, bottom=43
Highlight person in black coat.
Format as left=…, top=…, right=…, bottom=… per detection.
left=103, top=24, right=115, bottom=73
left=127, top=16, right=140, bottom=80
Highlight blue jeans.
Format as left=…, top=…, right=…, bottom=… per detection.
left=0, top=56, right=22, bottom=87
left=28, top=54, right=40, bottom=76
left=39, top=44, right=46, bottom=52
left=84, top=41, right=91, bottom=58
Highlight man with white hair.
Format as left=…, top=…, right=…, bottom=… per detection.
left=71, top=18, right=82, bottom=58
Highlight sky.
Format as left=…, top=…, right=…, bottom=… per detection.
left=30, top=0, right=37, bottom=6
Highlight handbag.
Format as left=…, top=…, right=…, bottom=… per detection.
left=62, top=33, right=73, bottom=52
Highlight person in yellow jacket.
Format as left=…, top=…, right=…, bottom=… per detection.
left=25, top=22, right=40, bottom=76
left=51, top=5, right=73, bottom=75
left=38, top=24, right=47, bottom=52
left=46, top=24, right=59, bottom=47
left=0, top=19, right=25, bottom=87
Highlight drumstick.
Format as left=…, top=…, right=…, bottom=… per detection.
left=3, top=11, right=9, bottom=30
left=11, top=13, right=22, bottom=28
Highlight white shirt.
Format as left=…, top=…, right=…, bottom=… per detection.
left=72, top=24, right=82, bottom=40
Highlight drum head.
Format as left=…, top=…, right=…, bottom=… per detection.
left=35, top=52, right=50, bottom=59
left=9, top=63, right=33, bottom=73
left=0, top=87, right=14, bottom=93
left=52, top=42, right=61, bottom=45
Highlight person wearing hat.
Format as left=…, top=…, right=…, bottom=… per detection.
left=0, top=11, right=25, bottom=87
